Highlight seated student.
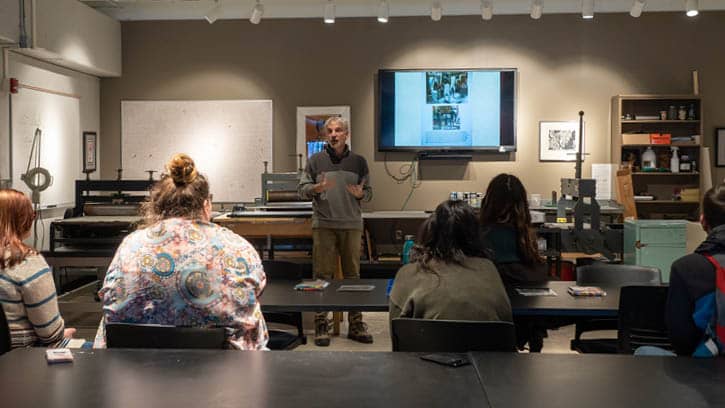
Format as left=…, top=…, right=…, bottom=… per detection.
left=667, top=183, right=725, bottom=356
left=0, top=189, right=75, bottom=348
left=479, top=174, right=548, bottom=285
left=479, top=174, right=549, bottom=351
left=96, top=154, right=268, bottom=350
left=389, top=200, right=512, bottom=323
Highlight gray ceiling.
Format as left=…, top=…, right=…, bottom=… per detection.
left=79, top=0, right=725, bottom=21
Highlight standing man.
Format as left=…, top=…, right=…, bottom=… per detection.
left=298, top=116, right=373, bottom=347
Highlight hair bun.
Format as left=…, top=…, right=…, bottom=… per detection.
left=166, top=153, right=198, bottom=185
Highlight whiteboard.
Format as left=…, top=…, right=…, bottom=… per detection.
left=10, top=89, right=80, bottom=208
left=122, top=100, right=273, bottom=203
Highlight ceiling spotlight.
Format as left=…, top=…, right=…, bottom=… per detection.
left=481, top=0, right=493, bottom=20
left=204, top=0, right=223, bottom=24
left=582, top=0, right=594, bottom=19
left=431, top=2, right=442, bottom=21
left=629, top=0, right=645, bottom=17
left=324, top=0, right=335, bottom=24
left=250, top=1, right=264, bottom=24
left=377, top=0, right=389, bottom=23
left=530, top=0, right=543, bottom=19
left=685, top=0, right=699, bottom=17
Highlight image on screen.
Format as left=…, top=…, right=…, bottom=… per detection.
left=378, top=69, right=516, bottom=152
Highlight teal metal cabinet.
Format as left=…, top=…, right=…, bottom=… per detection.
left=624, top=219, right=687, bottom=283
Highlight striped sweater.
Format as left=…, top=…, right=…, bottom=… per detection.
left=0, top=254, right=65, bottom=348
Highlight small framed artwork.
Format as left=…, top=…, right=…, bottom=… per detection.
left=716, top=128, right=725, bottom=167
left=296, top=106, right=351, bottom=160
left=82, top=131, right=97, bottom=173
left=539, top=121, right=583, bottom=162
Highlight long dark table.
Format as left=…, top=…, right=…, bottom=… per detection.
left=0, top=348, right=487, bottom=408
left=471, top=352, right=725, bottom=408
left=509, top=281, right=621, bottom=318
left=261, top=279, right=391, bottom=312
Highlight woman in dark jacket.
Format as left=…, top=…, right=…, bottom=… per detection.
left=480, top=174, right=550, bottom=351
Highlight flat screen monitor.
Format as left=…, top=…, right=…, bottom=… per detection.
left=377, top=69, right=516, bottom=153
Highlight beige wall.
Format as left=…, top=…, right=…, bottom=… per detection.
left=101, top=12, right=725, bottom=210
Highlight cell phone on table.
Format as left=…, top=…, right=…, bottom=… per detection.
left=419, top=353, right=470, bottom=367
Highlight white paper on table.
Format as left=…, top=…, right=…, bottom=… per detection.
left=591, top=163, right=614, bottom=201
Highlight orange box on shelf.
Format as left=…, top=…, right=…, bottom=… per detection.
left=622, top=133, right=651, bottom=145
left=650, top=133, right=671, bottom=145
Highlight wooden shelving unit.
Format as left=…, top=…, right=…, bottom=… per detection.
left=611, top=95, right=703, bottom=220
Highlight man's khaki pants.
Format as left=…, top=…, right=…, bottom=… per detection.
left=313, top=228, right=363, bottom=326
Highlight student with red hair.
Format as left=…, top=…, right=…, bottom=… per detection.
left=0, top=189, right=74, bottom=348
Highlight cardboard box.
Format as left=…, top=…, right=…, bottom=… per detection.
left=622, top=133, right=650, bottom=145
left=650, top=133, right=671, bottom=145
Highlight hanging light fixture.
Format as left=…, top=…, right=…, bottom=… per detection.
left=377, top=0, right=389, bottom=23
left=629, top=0, right=645, bottom=17
left=530, top=0, right=543, bottom=19
left=582, top=0, right=594, bottom=19
left=324, top=0, right=335, bottom=24
left=431, top=2, right=442, bottom=21
left=204, top=0, right=223, bottom=24
left=249, top=0, right=264, bottom=24
left=685, top=0, right=699, bottom=17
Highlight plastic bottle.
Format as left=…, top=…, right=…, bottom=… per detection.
left=402, top=235, right=415, bottom=264
left=670, top=146, right=680, bottom=173
left=642, top=147, right=657, bottom=170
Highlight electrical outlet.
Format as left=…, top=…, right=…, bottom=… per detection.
left=394, top=229, right=403, bottom=241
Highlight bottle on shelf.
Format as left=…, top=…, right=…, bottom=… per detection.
left=402, top=235, right=415, bottom=264
left=680, top=155, right=692, bottom=172
left=670, top=147, right=680, bottom=173
left=688, top=104, right=696, bottom=120
left=667, top=105, right=677, bottom=120
left=678, top=106, right=687, bottom=120
left=642, top=147, right=657, bottom=170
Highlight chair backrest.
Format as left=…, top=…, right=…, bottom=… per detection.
left=262, top=260, right=305, bottom=280
left=0, top=306, right=11, bottom=355
left=576, top=263, right=661, bottom=287
left=617, top=285, right=672, bottom=354
left=105, top=323, right=226, bottom=349
left=391, top=318, right=517, bottom=352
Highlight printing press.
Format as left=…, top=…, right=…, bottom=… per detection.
left=44, top=179, right=153, bottom=286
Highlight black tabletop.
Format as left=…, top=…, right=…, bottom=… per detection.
left=509, top=281, right=620, bottom=317
left=0, top=348, right=487, bottom=408
left=260, top=279, right=391, bottom=312
left=471, top=352, right=725, bottom=408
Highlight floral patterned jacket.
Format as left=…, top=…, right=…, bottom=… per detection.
left=96, top=218, right=268, bottom=350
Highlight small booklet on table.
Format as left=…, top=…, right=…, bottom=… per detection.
left=337, top=285, right=376, bottom=292
left=294, top=279, right=330, bottom=291
left=514, top=288, right=557, bottom=297
left=567, top=286, right=607, bottom=297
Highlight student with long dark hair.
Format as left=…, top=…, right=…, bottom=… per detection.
left=480, top=173, right=548, bottom=285
left=480, top=174, right=549, bottom=351
left=389, top=200, right=512, bottom=323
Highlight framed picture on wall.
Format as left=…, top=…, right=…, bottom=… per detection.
left=539, top=121, right=583, bottom=162
left=296, top=106, right=351, bottom=162
left=716, top=128, right=725, bottom=167
left=83, top=131, right=97, bottom=173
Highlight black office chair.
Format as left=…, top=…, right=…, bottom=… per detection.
left=617, top=285, right=673, bottom=354
left=262, top=260, right=307, bottom=350
left=105, top=323, right=227, bottom=349
left=0, top=306, right=11, bottom=355
left=571, top=263, right=662, bottom=353
left=391, top=318, right=517, bottom=352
